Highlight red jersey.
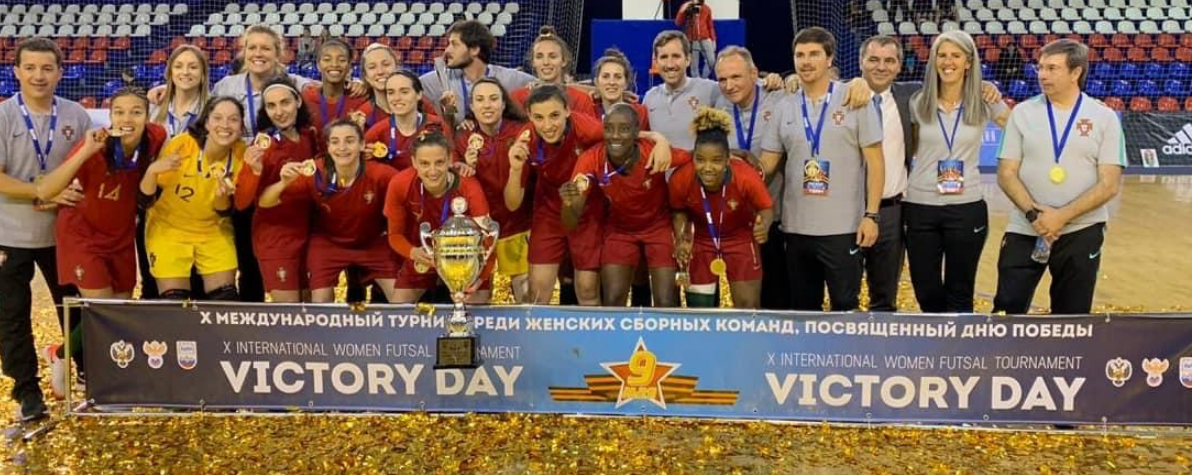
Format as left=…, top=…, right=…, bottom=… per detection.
left=353, top=97, right=439, bottom=131
left=56, top=123, right=168, bottom=250
left=284, top=160, right=398, bottom=248
left=668, top=159, right=773, bottom=241
left=236, top=127, right=322, bottom=258
left=519, top=112, right=604, bottom=213
left=593, top=101, right=650, bottom=131
left=452, top=120, right=533, bottom=236
left=302, top=86, right=368, bottom=135
left=676, top=0, right=717, bottom=42
left=363, top=113, right=448, bottom=171
left=383, top=168, right=490, bottom=258
left=511, top=85, right=598, bottom=119
left=572, top=140, right=690, bottom=232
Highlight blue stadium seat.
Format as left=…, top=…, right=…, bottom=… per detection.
left=1009, top=80, right=1031, bottom=99
left=103, top=80, right=124, bottom=98
left=981, top=63, right=991, bottom=77
left=1086, top=79, right=1107, bottom=97
left=1091, top=62, right=1115, bottom=80
left=62, top=65, right=83, bottom=81
left=1110, top=79, right=1134, bottom=97
left=1024, top=63, right=1038, bottom=80
left=1119, top=63, right=1141, bottom=80
left=211, top=65, right=230, bottom=83
left=1163, top=79, right=1186, bottom=96
left=0, top=80, right=14, bottom=97
left=1143, top=63, right=1163, bottom=80
left=1138, top=80, right=1161, bottom=97
left=301, top=64, right=320, bottom=80
left=1168, top=63, right=1191, bottom=80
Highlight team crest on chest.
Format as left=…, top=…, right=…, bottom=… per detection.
left=276, top=266, right=288, bottom=283
left=642, top=179, right=652, bottom=190
left=363, top=190, right=375, bottom=204
left=762, top=110, right=773, bottom=123
left=688, top=96, right=701, bottom=111
left=1076, top=118, right=1093, bottom=137
left=727, top=199, right=739, bottom=211
left=62, top=126, right=76, bottom=141
left=832, top=110, right=845, bottom=126
left=74, top=265, right=85, bottom=282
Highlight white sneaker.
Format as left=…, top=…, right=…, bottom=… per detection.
left=42, top=344, right=66, bottom=400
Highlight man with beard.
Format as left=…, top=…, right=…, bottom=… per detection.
left=419, top=20, right=536, bottom=126
left=644, top=30, right=726, bottom=152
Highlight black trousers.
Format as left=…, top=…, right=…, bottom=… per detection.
left=0, top=245, right=74, bottom=403
left=760, top=222, right=791, bottom=309
left=232, top=208, right=264, bottom=302
left=903, top=200, right=988, bottom=313
left=993, top=223, right=1105, bottom=315
left=862, top=200, right=905, bottom=312
left=785, top=233, right=863, bottom=311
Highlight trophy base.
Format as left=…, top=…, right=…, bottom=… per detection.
left=435, top=334, right=482, bottom=369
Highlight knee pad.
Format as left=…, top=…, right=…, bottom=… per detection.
left=206, top=285, right=240, bottom=301
left=160, top=289, right=192, bottom=301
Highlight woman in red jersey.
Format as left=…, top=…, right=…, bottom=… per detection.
left=669, top=108, right=773, bottom=308
left=453, top=78, right=532, bottom=302
left=386, top=131, right=494, bottom=303
left=562, top=103, right=686, bottom=307
left=364, top=70, right=448, bottom=171
left=302, top=38, right=367, bottom=134
left=509, top=26, right=596, bottom=117
left=235, top=77, right=323, bottom=303
left=258, top=118, right=399, bottom=303
left=591, top=48, right=649, bottom=130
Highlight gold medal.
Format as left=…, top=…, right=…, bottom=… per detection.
left=709, top=257, right=728, bottom=277
left=467, top=133, right=485, bottom=151
left=298, top=159, right=317, bottom=177
left=518, top=129, right=532, bottom=142
left=254, top=133, right=272, bottom=150
left=1049, top=165, right=1066, bottom=184
left=414, top=262, right=430, bottom=274
left=572, top=174, right=590, bottom=192
left=372, top=142, right=389, bottom=159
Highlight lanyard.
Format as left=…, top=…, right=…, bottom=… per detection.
left=699, top=183, right=726, bottom=257
left=420, top=179, right=454, bottom=225
left=458, top=66, right=491, bottom=117
left=532, top=122, right=570, bottom=166
left=112, top=141, right=140, bottom=171
left=800, top=82, right=834, bottom=159
left=245, top=75, right=257, bottom=137
left=733, top=86, right=760, bottom=150
left=17, top=93, right=58, bottom=173
left=600, top=153, right=635, bottom=186
left=317, top=162, right=362, bottom=195
left=319, top=89, right=347, bottom=126
left=168, top=109, right=195, bottom=137
left=388, top=113, right=424, bottom=163
left=936, top=104, right=964, bottom=156
left=1046, top=93, right=1084, bottom=165
left=197, top=149, right=232, bottom=178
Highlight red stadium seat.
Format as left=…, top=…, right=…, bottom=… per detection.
left=1103, top=47, right=1125, bottom=62
left=212, top=50, right=232, bottom=65
left=1021, top=35, right=1038, bottom=49
left=1157, top=97, right=1180, bottom=112
left=1129, top=97, right=1152, bottom=112
left=72, top=37, right=90, bottom=51
left=79, top=97, right=97, bottom=109
left=407, top=50, right=426, bottom=65
left=191, top=37, right=208, bottom=50
left=148, top=49, right=168, bottom=64
left=983, top=48, right=1001, bottom=64
left=210, top=37, right=228, bottom=50
left=975, top=35, right=993, bottom=50
left=1127, top=47, right=1148, bottom=62
left=353, top=37, right=370, bottom=51
left=1137, top=34, right=1155, bottom=48
left=4, top=50, right=15, bottom=63
left=392, top=50, right=403, bottom=65
left=1104, top=97, right=1125, bottom=111
left=1181, top=35, right=1192, bottom=48
left=0, top=38, right=10, bottom=50
left=1042, top=34, right=1059, bottom=46
left=1185, top=97, right=1192, bottom=112
left=1177, top=47, right=1192, bottom=63
left=1089, top=34, right=1108, bottom=49
left=1088, top=48, right=1100, bottom=62
left=396, top=37, right=414, bottom=52
left=1111, top=34, right=1131, bottom=48
left=112, top=37, right=130, bottom=50
left=415, top=36, right=435, bottom=50
left=1065, top=34, right=1083, bottom=43
left=67, top=49, right=85, bottom=64
left=101, top=97, right=111, bottom=109
left=1155, top=47, right=1173, bottom=63
left=436, top=36, right=449, bottom=52
left=1158, top=34, right=1178, bottom=48
left=55, top=38, right=71, bottom=51
left=908, top=35, right=925, bottom=48
left=171, top=36, right=187, bottom=50
left=996, top=35, right=1015, bottom=48
left=91, top=37, right=109, bottom=50
left=376, top=37, right=393, bottom=47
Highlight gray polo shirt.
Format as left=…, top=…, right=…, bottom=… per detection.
left=720, top=87, right=788, bottom=218
left=762, top=81, right=883, bottom=236
left=419, top=64, right=535, bottom=124
left=211, top=72, right=313, bottom=137
left=997, top=93, right=1125, bottom=236
left=0, top=95, right=92, bottom=248
left=150, top=99, right=204, bottom=139
left=907, top=98, right=1009, bottom=205
left=644, top=76, right=725, bottom=151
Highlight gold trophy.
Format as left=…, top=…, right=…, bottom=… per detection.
left=418, top=196, right=499, bottom=368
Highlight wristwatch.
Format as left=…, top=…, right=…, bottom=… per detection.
left=863, top=212, right=880, bottom=224
left=1025, top=208, right=1040, bottom=223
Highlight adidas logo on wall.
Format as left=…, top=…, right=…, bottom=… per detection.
left=1164, top=124, right=1192, bottom=155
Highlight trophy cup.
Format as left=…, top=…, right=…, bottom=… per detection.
left=419, top=196, right=499, bottom=369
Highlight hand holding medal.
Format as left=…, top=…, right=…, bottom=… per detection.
left=465, top=133, right=484, bottom=166
left=298, top=159, right=317, bottom=177
left=253, top=133, right=272, bottom=150
left=371, top=142, right=389, bottom=159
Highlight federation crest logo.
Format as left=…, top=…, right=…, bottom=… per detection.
left=1076, top=118, right=1093, bottom=137
left=642, top=179, right=652, bottom=190
left=176, top=341, right=198, bottom=370
left=110, top=340, right=135, bottom=369
left=363, top=190, right=375, bottom=204
left=832, top=109, right=845, bottom=126
left=148, top=252, right=157, bottom=268
left=762, top=110, right=773, bottom=123
left=727, top=199, right=739, bottom=211
left=549, top=337, right=739, bottom=409
left=143, top=341, right=167, bottom=369
left=62, top=126, right=75, bottom=141
left=277, top=266, right=288, bottom=283
left=688, top=96, right=701, bottom=111
left=1141, top=358, right=1169, bottom=388
left=74, top=265, right=85, bottom=282
left=1180, top=357, right=1192, bottom=389
left=1105, top=357, right=1132, bottom=388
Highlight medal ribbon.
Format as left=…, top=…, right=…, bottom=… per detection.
left=1046, top=93, right=1084, bottom=166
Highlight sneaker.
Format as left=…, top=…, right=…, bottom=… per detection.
left=42, top=344, right=66, bottom=400
left=17, top=397, right=47, bottom=423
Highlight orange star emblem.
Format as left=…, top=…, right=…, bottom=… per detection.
left=600, top=338, right=679, bottom=409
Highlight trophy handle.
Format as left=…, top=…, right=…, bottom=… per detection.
left=418, top=222, right=434, bottom=254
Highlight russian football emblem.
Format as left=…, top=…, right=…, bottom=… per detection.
left=1141, top=358, right=1169, bottom=388
left=176, top=341, right=198, bottom=370
left=143, top=341, right=167, bottom=369
left=1105, top=357, right=1132, bottom=388
left=1179, top=357, right=1192, bottom=389
left=110, top=340, right=135, bottom=369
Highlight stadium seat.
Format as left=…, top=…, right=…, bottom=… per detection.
left=409, top=24, right=427, bottom=36
left=67, top=49, right=85, bottom=64
left=1073, top=21, right=1093, bottom=34
left=964, top=22, right=983, bottom=34
left=999, top=8, right=1018, bottom=21
left=1140, top=21, right=1160, bottom=34
left=495, top=12, right=513, bottom=25
left=1087, top=79, right=1107, bottom=96
left=1110, top=79, right=1133, bottom=96
left=1164, top=79, right=1187, bottom=96
left=986, top=22, right=1005, bottom=35
left=1138, top=79, right=1161, bottom=97
left=429, top=24, right=446, bottom=36
left=411, top=2, right=428, bottom=14
left=391, top=3, right=408, bottom=14
left=407, top=50, right=426, bottom=65
left=448, top=3, right=464, bottom=14
left=484, top=3, right=500, bottom=14
left=360, top=12, right=377, bottom=24
left=400, top=13, right=417, bottom=25
left=1162, top=21, right=1183, bottom=34
left=1118, top=21, right=1138, bottom=34
left=877, top=23, right=896, bottom=35
left=921, top=22, right=939, bottom=35
left=1103, top=96, right=1125, bottom=111
left=506, top=2, right=520, bottom=14
left=1157, top=97, right=1180, bottom=112
left=492, top=24, right=506, bottom=37
left=1040, top=7, right=1058, bottom=21
left=212, top=50, right=232, bottom=65
left=1052, top=21, right=1071, bottom=34
left=353, top=36, right=369, bottom=50
left=1061, top=7, right=1081, bottom=21
left=337, top=13, right=354, bottom=24
left=367, top=24, right=385, bottom=37
left=1185, top=97, right=1192, bottom=112
left=1155, top=48, right=1174, bottom=62
left=77, top=94, right=96, bottom=108
left=1170, top=62, right=1191, bottom=79
left=429, top=2, right=445, bottom=14
left=1128, top=96, right=1152, bottom=112
left=976, top=8, right=994, bottom=21
left=388, top=24, right=407, bottom=37
left=298, top=3, right=315, bottom=14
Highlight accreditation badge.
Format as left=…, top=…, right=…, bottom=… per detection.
left=937, top=159, right=964, bottom=194
left=802, top=159, right=830, bottom=196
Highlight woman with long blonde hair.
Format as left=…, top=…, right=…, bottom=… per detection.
left=150, top=45, right=210, bottom=138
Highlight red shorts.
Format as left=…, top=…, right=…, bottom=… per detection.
left=258, top=257, right=308, bottom=292
left=306, top=235, right=398, bottom=289
left=689, top=235, right=762, bottom=286
left=602, top=221, right=676, bottom=268
left=395, top=256, right=495, bottom=291
left=527, top=206, right=603, bottom=270
left=56, top=239, right=137, bottom=293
